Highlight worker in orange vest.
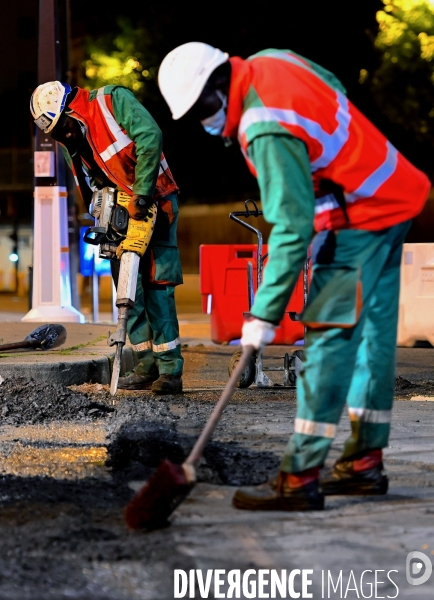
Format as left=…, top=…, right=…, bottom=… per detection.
left=159, top=43, right=430, bottom=511
left=30, top=82, right=184, bottom=394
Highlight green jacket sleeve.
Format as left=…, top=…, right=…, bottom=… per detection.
left=59, top=144, right=72, bottom=170
left=111, top=87, right=163, bottom=197
left=248, top=133, right=315, bottom=324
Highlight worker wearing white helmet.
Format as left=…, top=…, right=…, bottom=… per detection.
left=30, top=81, right=184, bottom=395
left=30, top=81, right=72, bottom=133
left=159, top=42, right=430, bottom=511
left=158, top=42, right=228, bottom=121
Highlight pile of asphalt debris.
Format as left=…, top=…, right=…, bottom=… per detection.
left=0, top=377, right=114, bottom=426
left=106, top=395, right=282, bottom=486
left=0, top=376, right=281, bottom=486
left=1, top=374, right=432, bottom=487
left=394, top=375, right=434, bottom=396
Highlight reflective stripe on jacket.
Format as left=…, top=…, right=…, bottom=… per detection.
left=223, top=50, right=430, bottom=232
left=67, top=86, right=178, bottom=199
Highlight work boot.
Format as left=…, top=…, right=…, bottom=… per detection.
left=321, top=450, right=388, bottom=496
left=232, top=470, right=324, bottom=512
left=117, top=372, right=158, bottom=390
left=151, top=374, right=183, bottom=395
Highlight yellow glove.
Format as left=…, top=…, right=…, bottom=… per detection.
left=115, top=191, right=157, bottom=259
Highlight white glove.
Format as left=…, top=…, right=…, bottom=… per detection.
left=241, top=318, right=276, bottom=350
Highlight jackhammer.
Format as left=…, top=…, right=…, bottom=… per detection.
left=83, top=188, right=156, bottom=395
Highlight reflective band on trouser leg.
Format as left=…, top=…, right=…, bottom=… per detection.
left=131, top=340, right=152, bottom=352
left=152, top=337, right=181, bottom=353
left=282, top=414, right=340, bottom=474
left=294, top=418, right=336, bottom=439
left=131, top=340, right=157, bottom=376
left=341, top=408, right=393, bottom=462
left=348, top=408, right=391, bottom=424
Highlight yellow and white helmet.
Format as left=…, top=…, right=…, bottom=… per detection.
left=30, top=81, right=72, bottom=133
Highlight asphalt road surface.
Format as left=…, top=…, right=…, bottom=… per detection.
left=0, top=345, right=434, bottom=599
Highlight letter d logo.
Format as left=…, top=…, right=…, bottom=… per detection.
left=406, top=551, right=433, bottom=585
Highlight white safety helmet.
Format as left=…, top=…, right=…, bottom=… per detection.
left=158, top=42, right=229, bottom=120
left=30, top=81, right=72, bottom=133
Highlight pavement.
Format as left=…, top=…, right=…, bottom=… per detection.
left=1, top=316, right=434, bottom=387
left=0, top=315, right=214, bottom=386
left=0, top=276, right=214, bottom=385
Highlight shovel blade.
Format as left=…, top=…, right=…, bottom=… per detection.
left=24, top=324, right=67, bottom=350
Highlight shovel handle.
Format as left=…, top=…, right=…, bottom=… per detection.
left=0, top=340, right=37, bottom=352
left=185, top=345, right=254, bottom=466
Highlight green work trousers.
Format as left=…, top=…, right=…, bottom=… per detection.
left=111, top=192, right=183, bottom=378
left=281, top=221, right=411, bottom=474
left=125, top=276, right=183, bottom=378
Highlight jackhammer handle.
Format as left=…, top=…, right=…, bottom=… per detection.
left=83, top=226, right=107, bottom=246
left=185, top=345, right=254, bottom=466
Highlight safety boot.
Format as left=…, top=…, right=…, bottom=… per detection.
left=321, top=450, right=388, bottom=496
left=151, top=374, right=183, bottom=395
left=117, top=372, right=158, bottom=390
left=232, top=470, right=324, bottom=512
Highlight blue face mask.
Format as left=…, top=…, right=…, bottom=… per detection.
left=200, top=91, right=227, bottom=136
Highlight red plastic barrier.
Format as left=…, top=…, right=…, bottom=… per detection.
left=200, top=244, right=305, bottom=344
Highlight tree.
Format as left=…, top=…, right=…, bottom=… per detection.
left=361, top=0, right=434, bottom=177
left=79, top=17, right=160, bottom=105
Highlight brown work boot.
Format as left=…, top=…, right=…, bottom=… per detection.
left=232, top=470, right=324, bottom=512
left=321, top=450, right=388, bottom=496
left=151, top=374, right=183, bottom=395
left=117, top=372, right=158, bottom=390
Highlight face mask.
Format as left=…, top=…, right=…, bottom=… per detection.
left=200, top=91, right=227, bottom=136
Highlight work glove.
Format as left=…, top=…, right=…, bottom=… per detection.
left=127, top=194, right=155, bottom=220
left=116, top=205, right=158, bottom=260
left=241, top=317, right=276, bottom=350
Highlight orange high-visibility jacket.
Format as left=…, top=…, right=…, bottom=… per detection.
left=223, top=50, right=430, bottom=231
left=66, top=85, right=178, bottom=200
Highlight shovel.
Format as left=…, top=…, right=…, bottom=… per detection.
left=0, top=324, right=67, bottom=352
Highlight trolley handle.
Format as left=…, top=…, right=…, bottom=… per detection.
left=229, top=199, right=263, bottom=237
left=229, top=199, right=264, bottom=289
left=229, top=198, right=263, bottom=220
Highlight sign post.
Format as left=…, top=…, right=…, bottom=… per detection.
left=23, top=0, right=84, bottom=323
